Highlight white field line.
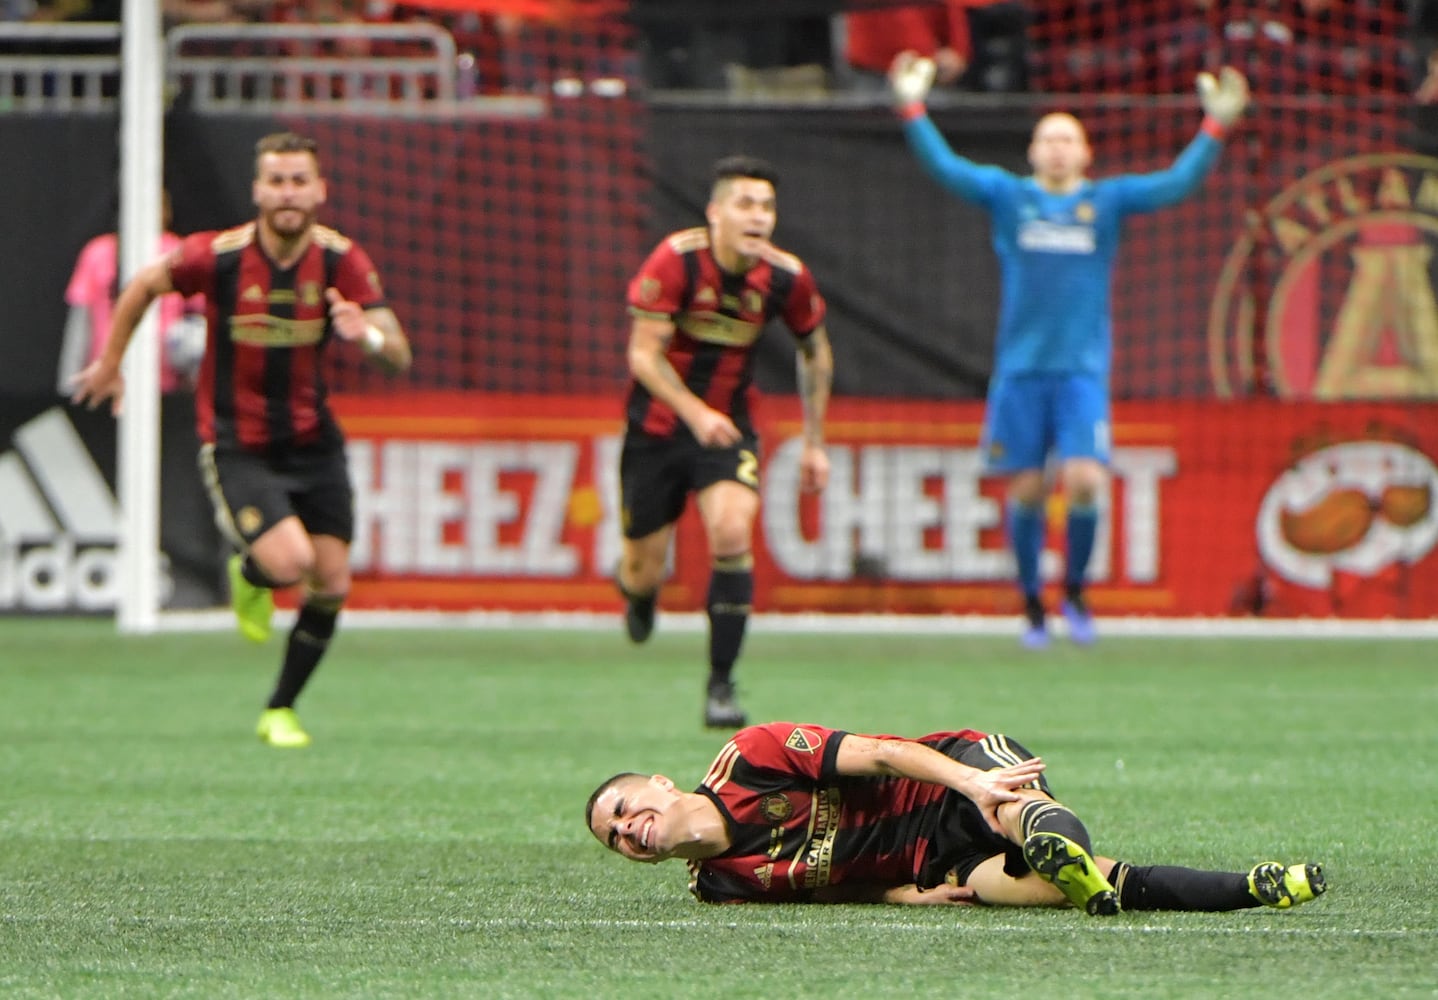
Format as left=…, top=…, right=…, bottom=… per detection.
left=0, top=912, right=1429, bottom=938
left=151, top=609, right=1438, bottom=640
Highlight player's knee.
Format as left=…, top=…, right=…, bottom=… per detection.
left=706, top=516, right=753, bottom=555
left=619, top=545, right=666, bottom=591
left=1062, top=461, right=1105, bottom=502
left=1007, top=474, right=1046, bottom=507
left=251, top=552, right=309, bottom=589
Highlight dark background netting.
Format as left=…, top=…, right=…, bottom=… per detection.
left=1, top=1, right=1422, bottom=404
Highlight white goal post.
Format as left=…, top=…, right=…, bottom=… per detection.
left=117, top=0, right=164, bottom=633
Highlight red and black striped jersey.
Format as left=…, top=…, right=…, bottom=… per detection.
left=167, top=222, right=385, bottom=452
left=625, top=227, right=826, bottom=439
left=688, top=722, right=989, bottom=903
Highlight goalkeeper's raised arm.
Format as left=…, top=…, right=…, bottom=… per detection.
left=884, top=50, right=1251, bottom=650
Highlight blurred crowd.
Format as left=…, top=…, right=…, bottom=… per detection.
left=0, top=0, right=1432, bottom=101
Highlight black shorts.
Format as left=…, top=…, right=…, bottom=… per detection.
left=199, top=441, right=355, bottom=547
left=619, top=429, right=760, bottom=540
left=917, top=733, right=1053, bottom=890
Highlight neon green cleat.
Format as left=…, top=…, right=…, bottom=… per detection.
left=1024, top=832, right=1120, bottom=915
left=227, top=553, right=274, bottom=643
left=1248, top=862, right=1326, bottom=909
left=256, top=707, right=311, bottom=748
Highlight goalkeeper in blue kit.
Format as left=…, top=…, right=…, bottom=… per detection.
left=890, top=52, right=1250, bottom=647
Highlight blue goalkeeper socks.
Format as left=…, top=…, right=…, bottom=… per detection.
left=1007, top=500, right=1045, bottom=601
left=1065, top=503, right=1098, bottom=590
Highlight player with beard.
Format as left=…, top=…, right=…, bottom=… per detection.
left=615, top=155, right=834, bottom=729
left=71, top=131, right=412, bottom=749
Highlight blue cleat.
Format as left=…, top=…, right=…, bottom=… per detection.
left=1061, top=599, right=1097, bottom=645
left=1021, top=624, right=1050, bottom=650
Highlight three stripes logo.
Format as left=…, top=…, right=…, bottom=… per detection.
left=0, top=408, right=121, bottom=610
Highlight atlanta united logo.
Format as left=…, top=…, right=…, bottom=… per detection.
left=1209, top=154, right=1438, bottom=399
left=759, top=794, right=794, bottom=823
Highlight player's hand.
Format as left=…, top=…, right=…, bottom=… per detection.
left=325, top=287, right=370, bottom=345
left=889, top=50, right=936, bottom=108
left=68, top=360, right=125, bottom=416
left=885, top=883, right=980, bottom=906
left=688, top=407, right=742, bottom=448
left=799, top=443, right=829, bottom=494
left=964, top=757, right=1047, bottom=835
left=1196, top=66, right=1249, bottom=127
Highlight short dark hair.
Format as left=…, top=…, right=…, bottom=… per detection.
left=711, top=154, right=779, bottom=195
left=584, top=771, right=644, bottom=831
left=254, top=131, right=320, bottom=176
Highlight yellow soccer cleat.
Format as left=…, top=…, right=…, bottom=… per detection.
left=1248, top=862, right=1327, bottom=909
left=227, top=553, right=274, bottom=644
left=1024, top=832, right=1120, bottom=915
left=256, top=707, right=311, bottom=749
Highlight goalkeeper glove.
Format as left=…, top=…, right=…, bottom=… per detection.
left=890, top=50, right=936, bottom=116
left=1196, top=66, right=1250, bottom=128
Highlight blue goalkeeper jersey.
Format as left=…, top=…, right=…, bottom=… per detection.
left=903, top=116, right=1223, bottom=379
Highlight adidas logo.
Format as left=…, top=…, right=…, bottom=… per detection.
left=0, top=408, right=122, bottom=610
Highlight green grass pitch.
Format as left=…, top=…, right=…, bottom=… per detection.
left=1, top=618, right=1435, bottom=999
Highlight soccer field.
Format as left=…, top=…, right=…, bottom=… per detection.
left=1, top=619, right=1434, bottom=999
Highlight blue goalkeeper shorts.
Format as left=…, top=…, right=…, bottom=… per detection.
left=980, top=372, right=1111, bottom=474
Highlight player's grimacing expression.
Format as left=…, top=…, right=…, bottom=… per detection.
left=589, top=774, right=682, bottom=863
left=253, top=150, right=327, bottom=240
left=1028, top=113, right=1092, bottom=190
left=707, top=176, right=777, bottom=266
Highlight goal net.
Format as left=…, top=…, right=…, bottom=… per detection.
left=115, top=0, right=1438, bottom=624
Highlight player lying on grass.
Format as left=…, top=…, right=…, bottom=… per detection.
left=586, top=722, right=1325, bottom=912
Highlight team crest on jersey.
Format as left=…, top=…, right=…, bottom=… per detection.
left=236, top=506, right=263, bottom=537
left=300, top=282, right=322, bottom=307
left=743, top=289, right=763, bottom=314
left=759, top=794, right=793, bottom=822
left=638, top=276, right=661, bottom=305
left=1075, top=202, right=1095, bottom=223
left=784, top=727, right=822, bottom=754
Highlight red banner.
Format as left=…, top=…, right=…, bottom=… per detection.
left=329, top=393, right=1438, bottom=619
left=395, top=0, right=622, bottom=18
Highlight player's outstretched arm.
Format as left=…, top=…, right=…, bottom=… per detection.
left=888, top=51, right=1006, bottom=204
left=1114, top=66, right=1252, bottom=213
